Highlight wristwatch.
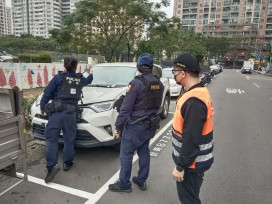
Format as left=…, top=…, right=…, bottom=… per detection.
left=176, top=166, right=184, bottom=172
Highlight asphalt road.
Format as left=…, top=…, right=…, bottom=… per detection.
left=0, top=69, right=272, bottom=204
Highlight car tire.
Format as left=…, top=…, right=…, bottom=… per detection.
left=160, top=95, right=170, bottom=119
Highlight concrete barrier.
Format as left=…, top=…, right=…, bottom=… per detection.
left=0, top=62, right=89, bottom=90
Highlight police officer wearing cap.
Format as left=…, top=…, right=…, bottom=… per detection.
left=40, top=56, right=93, bottom=183
left=109, top=53, right=164, bottom=193
left=171, top=52, right=214, bottom=203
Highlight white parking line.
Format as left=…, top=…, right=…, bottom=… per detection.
left=85, top=119, right=174, bottom=204
left=0, top=180, right=23, bottom=197
left=253, top=83, right=260, bottom=88
left=13, top=119, right=173, bottom=204
left=16, top=173, right=98, bottom=200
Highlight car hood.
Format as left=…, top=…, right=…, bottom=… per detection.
left=81, top=86, right=127, bottom=104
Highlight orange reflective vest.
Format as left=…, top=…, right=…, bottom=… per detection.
left=172, top=87, right=214, bottom=170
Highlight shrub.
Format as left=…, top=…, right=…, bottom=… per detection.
left=17, top=52, right=51, bottom=63
left=23, top=95, right=38, bottom=130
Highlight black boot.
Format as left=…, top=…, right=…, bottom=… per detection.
left=132, top=176, right=147, bottom=191
left=45, top=165, right=60, bottom=183
left=63, top=162, right=73, bottom=171
left=109, top=181, right=132, bottom=193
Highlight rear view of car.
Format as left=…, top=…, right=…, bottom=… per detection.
left=241, top=67, right=253, bottom=74
left=241, top=61, right=254, bottom=74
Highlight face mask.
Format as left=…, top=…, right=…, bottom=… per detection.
left=174, top=71, right=184, bottom=85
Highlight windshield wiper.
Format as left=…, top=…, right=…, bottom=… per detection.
left=88, top=84, right=109, bottom=87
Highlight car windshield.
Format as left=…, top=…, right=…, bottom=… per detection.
left=163, top=69, right=174, bottom=79
left=88, top=66, right=136, bottom=87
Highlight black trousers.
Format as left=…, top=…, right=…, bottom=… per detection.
left=176, top=171, right=204, bottom=204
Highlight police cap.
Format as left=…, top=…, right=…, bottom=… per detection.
left=138, top=53, right=154, bottom=69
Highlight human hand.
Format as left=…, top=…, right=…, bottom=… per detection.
left=41, top=110, right=45, bottom=116
left=114, top=130, right=119, bottom=138
left=90, top=68, right=93, bottom=74
left=173, top=167, right=184, bottom=182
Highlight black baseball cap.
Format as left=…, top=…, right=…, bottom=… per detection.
left=173, top=52, right=200, bottom=72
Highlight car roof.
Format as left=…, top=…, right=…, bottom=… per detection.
left=162, top=68, right=172, bottom=71
left=94, top=62, right=137, bottom=67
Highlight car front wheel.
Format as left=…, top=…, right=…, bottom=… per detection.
left=160, top=95, right=170, bottom=119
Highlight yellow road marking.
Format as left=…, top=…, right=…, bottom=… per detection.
left=253, top=83, right=260, bottom=88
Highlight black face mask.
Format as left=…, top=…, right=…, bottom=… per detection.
left=174, top=72, right=183, bottom=85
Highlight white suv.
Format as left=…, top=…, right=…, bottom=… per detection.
left=31, top=63, right=170, bottom=149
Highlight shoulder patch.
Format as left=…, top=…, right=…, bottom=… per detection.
left=126, top=85, right=131, bottom=92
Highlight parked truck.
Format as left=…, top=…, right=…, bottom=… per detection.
left=0, top=87, right=27, bottom=181
left=241, top=61, right=254, bottom=74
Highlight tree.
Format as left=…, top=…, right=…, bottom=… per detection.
left=54, top=0, right=169, bottom=62
left=203, top=37, right=230, bottom=59
left=229, top=35, right=244, bottom=67
left=0, top=35, right=57, bottom=54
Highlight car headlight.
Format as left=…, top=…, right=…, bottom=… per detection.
left=35, top=94, right=43, bottom=107
left=89, top=101, right=114, bottom=113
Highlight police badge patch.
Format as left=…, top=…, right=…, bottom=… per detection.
left=126, top=85, right=131, bottom=92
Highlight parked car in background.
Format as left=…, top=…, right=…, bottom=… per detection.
left=162, top=68, right=183, bottom=97
left=241, top=61, right=254, bottom=74
left=0, top=51, right=13, bottom=62
left=31, top=63, right=170, bottom=149
left=210, top=64, right=221, bottom=74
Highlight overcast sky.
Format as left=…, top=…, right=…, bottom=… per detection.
left=6, top=0, right=173, bottom=17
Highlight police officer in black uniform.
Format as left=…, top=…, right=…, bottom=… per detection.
left=109, top=53, right=164, bottom=192
left=40, top=56, right=93, bottom=183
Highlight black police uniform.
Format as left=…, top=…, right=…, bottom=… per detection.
left=40, top=70, right=93, bottom=170
left=115, top=72, right=164, bottom=188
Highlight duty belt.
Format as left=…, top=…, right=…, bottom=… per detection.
left=44, top=102, right=78, bottom=115
left=129, top=115, right=161, bottom=131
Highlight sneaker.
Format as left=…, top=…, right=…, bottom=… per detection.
left=108, top=181, right=132, bottom=193
left=44, top=165, right=60, bottom=183
left=63, top=162, right=73, bottom=171
left=132, top=176, right=147, bottom=191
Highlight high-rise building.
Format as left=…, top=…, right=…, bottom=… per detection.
left=12, top=0, right=81, bottom=38
left=0, top=0, right=13, bottom=35
left=173, top=0, right=272, bottom=55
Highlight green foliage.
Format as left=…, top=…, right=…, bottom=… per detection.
left=23, top=95, right=38, bottom=131
left=0, top=35, right=57, bottom=54
left=17, top=52, right=51, bottom=63
left=51, top=0, right=169, bottom=62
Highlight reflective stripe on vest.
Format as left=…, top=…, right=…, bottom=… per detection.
left=172, top=87, right=214, bottom=170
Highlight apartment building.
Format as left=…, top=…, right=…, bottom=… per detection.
left=173, top=0, right=272, bottom=55
left=12, top=0, right=81, bottom=38
left=0, top=0, right=12, bottom=35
